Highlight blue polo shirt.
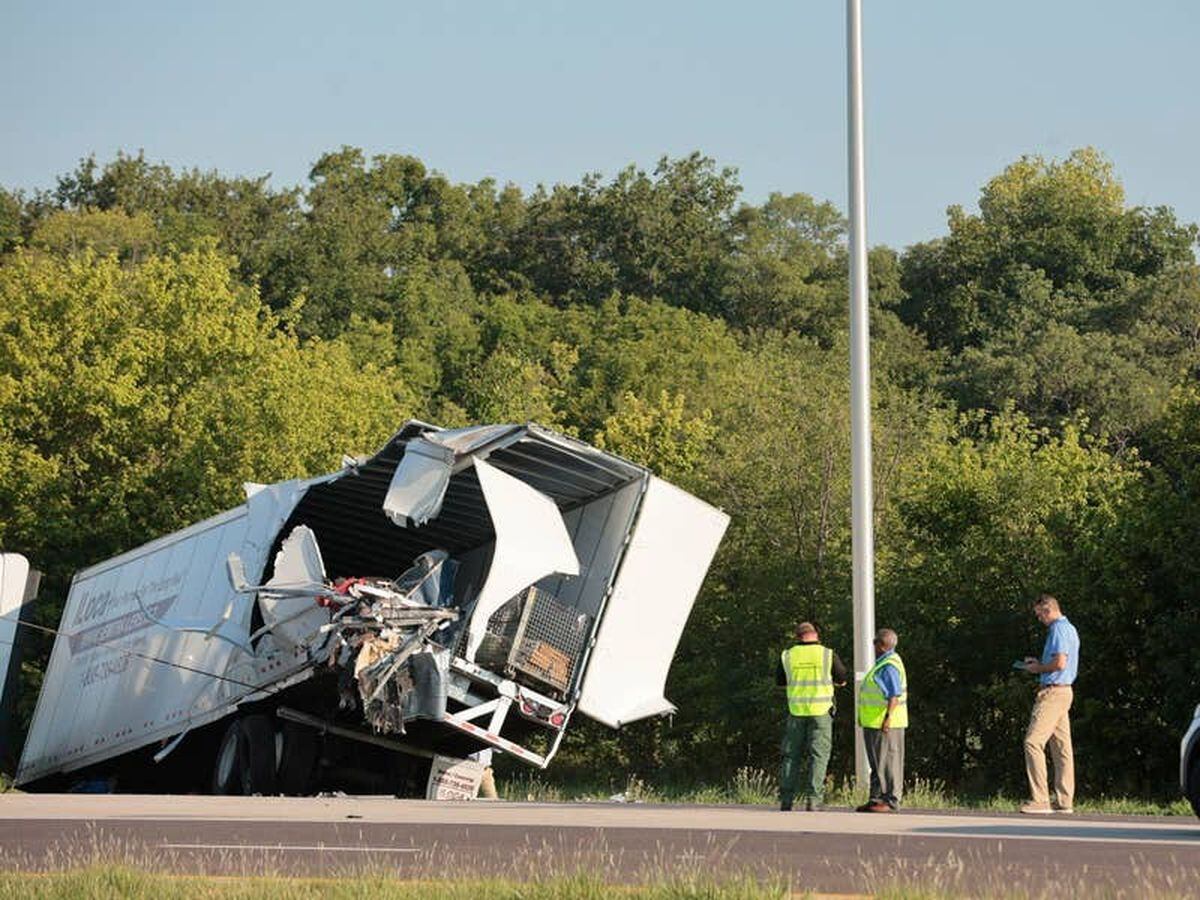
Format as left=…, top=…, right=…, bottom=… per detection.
left=1041, top=616, right=1079, bottom=686
left=874, top=650, right=904, bottom=698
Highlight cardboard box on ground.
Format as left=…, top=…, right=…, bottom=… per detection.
left=426, top=754, right=486, bottom=800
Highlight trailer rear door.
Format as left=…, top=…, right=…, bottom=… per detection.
left=576, top=477, right=728, bottom=728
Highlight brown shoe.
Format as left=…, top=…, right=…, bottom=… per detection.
left=1020, top=802, right=1053, bottom=815
left=866, top=801, right=894, bottom=813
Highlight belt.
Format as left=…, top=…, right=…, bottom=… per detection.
left=1038, top=683, right=1073, bottom=689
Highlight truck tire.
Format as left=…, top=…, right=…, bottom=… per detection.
left=211, top=716, right=279, bottom=795
left=211, top=719, right=244, bottom=795
left=1188, top=750, right=1200, bottom=820
left=238, top=714, right=278, bottom=796
left=276, top=721, right=318, bottom=795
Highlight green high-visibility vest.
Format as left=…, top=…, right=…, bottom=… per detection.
left=858, top=652, right=908, bottom=729
left=782, top=643, right=835, bottom=716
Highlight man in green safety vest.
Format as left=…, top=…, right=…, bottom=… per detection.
left=856, top=627, right=907, bottom=812
left=776, top=621, right=848, bottom=811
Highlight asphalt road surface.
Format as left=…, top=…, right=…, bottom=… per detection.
left=0, top=795, right=1197, bottom=895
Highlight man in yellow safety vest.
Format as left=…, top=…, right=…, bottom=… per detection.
left=856, top=627, right=907, bottom=812
left=777, top=621, right=848, bottom=811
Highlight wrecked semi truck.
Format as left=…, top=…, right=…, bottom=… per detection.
left=13, top=422, right=728, bottom=796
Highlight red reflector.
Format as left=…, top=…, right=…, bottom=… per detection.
left=549, top=712, right=565, bottom=727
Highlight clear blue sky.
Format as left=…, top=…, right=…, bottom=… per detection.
left=2, top=1, right=1196, bottom=250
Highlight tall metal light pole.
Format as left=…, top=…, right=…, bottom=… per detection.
left=846, top=0, right=876, bottom=790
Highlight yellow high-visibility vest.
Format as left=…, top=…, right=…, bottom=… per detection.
left=782, top=643, right=834, bottom=716
left=858, top=652, right=908, bottom=729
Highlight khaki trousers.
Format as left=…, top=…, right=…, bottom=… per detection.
left=479, top=766, right=498, bottom=799
left=1024, top=686, right=1074, bottom=807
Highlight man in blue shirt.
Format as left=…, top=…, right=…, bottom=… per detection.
left=1020, top=593, right=1080, bottom=814
left=856, top=628, right=907, bottom=813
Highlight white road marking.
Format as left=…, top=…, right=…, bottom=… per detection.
left=159, top=843, right=420, bottom=853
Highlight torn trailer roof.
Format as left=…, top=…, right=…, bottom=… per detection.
left=15, top=421, right=729, bottom=792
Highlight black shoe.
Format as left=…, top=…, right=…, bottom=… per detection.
left=780, top=801, right=793, bottom=811
left=805, top=798, right=822, bottom=812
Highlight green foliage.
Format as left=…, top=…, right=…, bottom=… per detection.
left=1091, top=386, right=1200, bottom=790
left=49, top=152, right=303, bottom=296
left=556, top=295, right=745, bottom=435
left=882, top=410, right=1140, bottom=792
left=0, top=188, right=23, bottom=254
left=900, top=148, right=1192, bottom=350
left=594, top=390, right=715, bottom=483
left=0, top=245, right=400, bottom=567
left=899, top=147, right=1200, bottom=439
left=29, top=208, right=159, bottom=261
left=510, top=154, right=741, bottom=314
left=257, top=148, right=526, bottom=335
left=723, top=192, right=845, bottom=335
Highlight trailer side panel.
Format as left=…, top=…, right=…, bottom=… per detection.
left=16, top=480, right=315, bottom=785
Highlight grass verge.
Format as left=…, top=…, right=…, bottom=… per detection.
left=499, top=767, right=1194, bottom=816
left=0, top=867, right=799, bottom=899
left=2, top=863, right=1198, bottom=900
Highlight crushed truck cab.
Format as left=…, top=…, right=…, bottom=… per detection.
left=15, top=422, right=728, bottom=795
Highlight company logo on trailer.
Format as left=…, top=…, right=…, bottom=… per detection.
left=68, top=574, right=183, bottom=655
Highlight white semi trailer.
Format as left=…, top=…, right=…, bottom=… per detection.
left=12, top=421, right=728, bottom=796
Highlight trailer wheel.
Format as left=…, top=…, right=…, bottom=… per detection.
left=238, top=714, right=278, bottom=795
left=211, top=716, right=279, bottom=795
left=276, top=721, right=318, bottom=795
left=211, top=720, right=244, bottom=795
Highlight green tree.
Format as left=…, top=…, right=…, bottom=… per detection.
left=899, top=148, right=1199, bottom=439
left=49, top=151, right=302, bottom=302
left=566, top=327, right=942, bottom=780
left=279, top=148, right=527, bottom=335
left=723, top=192, right=845, bottom=335
left=881, top=410, right=1140, bottom=792
left=0, top=188, right=23, bottom=254
left=552, top=294, right=744, bottom=437
left=0, top=243, right=406, bottom=594
left=594, top=390, right=715, bottom=484
left=28, top=208, right=158, bottom=262
left=510, top=154, right=741, bottom=314
left=1092, top=387, right=1200, bottom=792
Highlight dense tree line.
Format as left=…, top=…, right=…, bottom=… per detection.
left=1, top=146, right=1196, bottom=797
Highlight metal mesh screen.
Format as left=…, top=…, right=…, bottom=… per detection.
left=470, top=590, right=527, bottom=672
left=510, top=591, right=591, bottom=698
left=464, top=587, right=592, bottom=699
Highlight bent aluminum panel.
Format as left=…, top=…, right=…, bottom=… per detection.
left=258, top=525, right=331, bottom=650
left=0, top=555, right=34, bottom=680
left=382, top=437, right=456, bottom=526
left=0, top=554, right=38, bottom=759
left=576, top=477, right=728, bottom=728
left=463, top=459, right=580, bottom=662
left=381, top=424, right=526, bottom=527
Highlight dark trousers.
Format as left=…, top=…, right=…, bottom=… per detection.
left=779, top=712, right=833, bottom=805
left=863, top=726, right=905, bottom=808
